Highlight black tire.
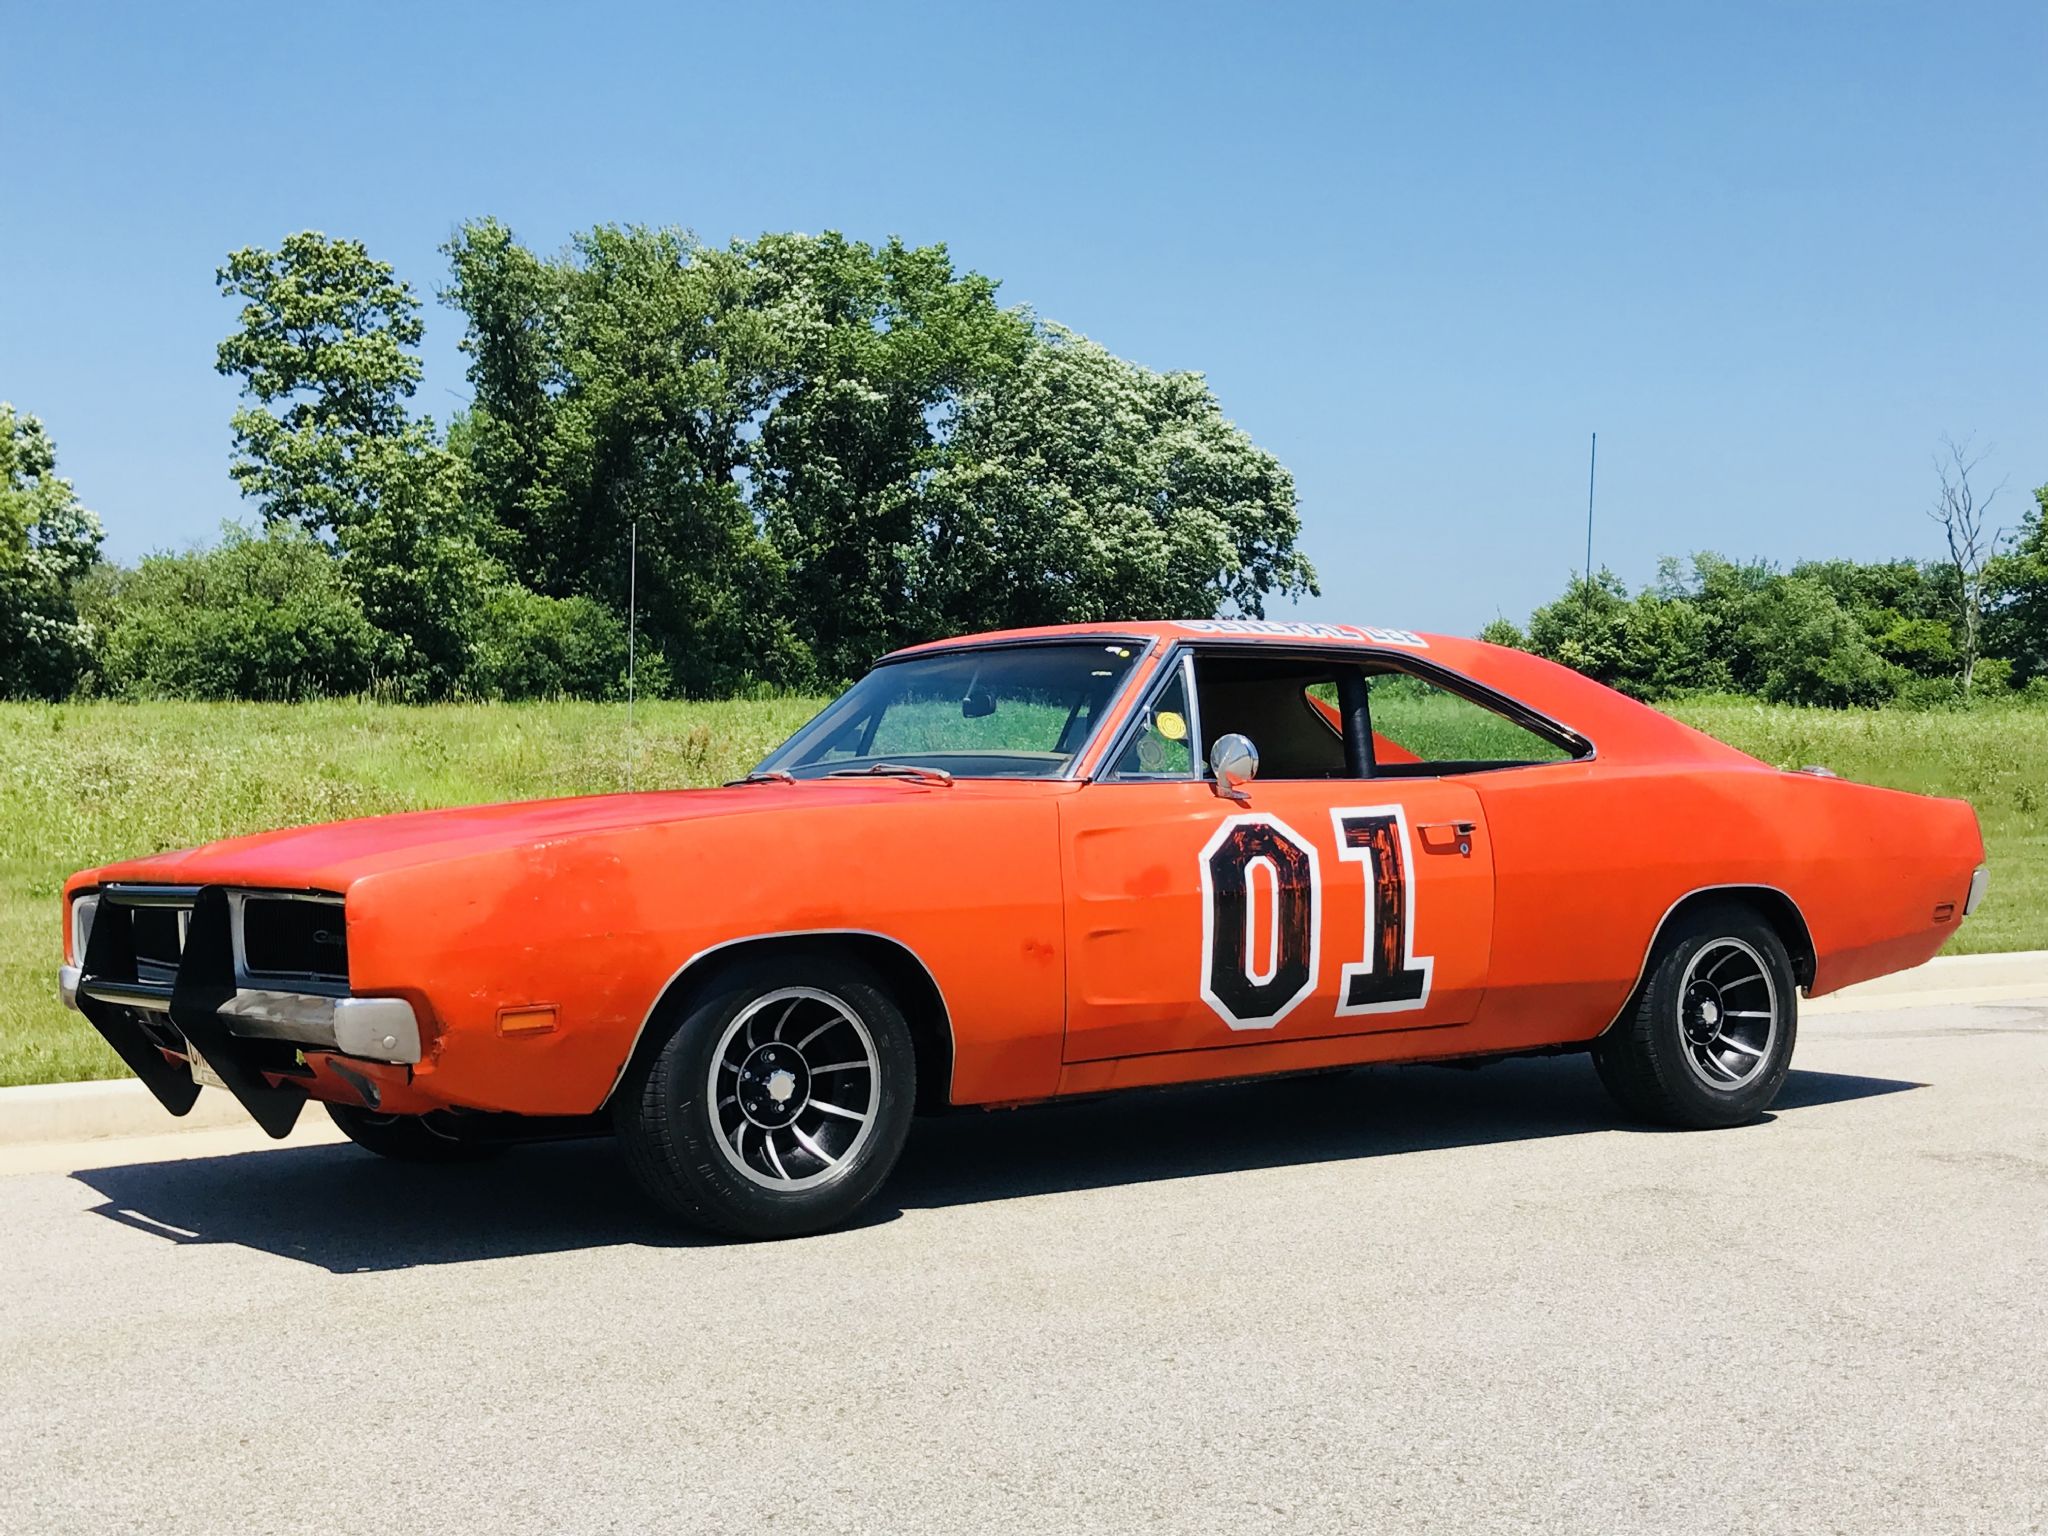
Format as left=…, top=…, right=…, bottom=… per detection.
left=614, top=954, right=917, bottom=1240
left=1593, top=901, right=1798, bottom=1129
left=324, top=1103, right=509, bottom=1163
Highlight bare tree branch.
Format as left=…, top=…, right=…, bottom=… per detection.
left=1928, top=434, right=2009, bottom=694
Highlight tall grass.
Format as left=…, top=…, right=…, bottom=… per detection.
left=1, top=696, right=2038, bottom=1087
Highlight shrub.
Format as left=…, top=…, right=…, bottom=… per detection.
left=81, top=524, right=382, bottom=700
left=462, top=587, right=645, bottom=700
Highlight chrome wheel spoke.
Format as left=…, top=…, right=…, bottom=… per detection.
left=791, top=1125, right=839, bottom=1168
left=1676, top=938, right=1779, bottom=1093
left=706, top=986, right=881, bottom=1192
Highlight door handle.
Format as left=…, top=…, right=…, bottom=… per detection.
left=1418, top=820, right=1476, bottom=856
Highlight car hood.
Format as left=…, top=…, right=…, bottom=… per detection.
left=75, top=779, right=1067, bottom=894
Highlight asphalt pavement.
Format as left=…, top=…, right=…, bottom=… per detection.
left=2, top=996, right=2043, bottom=1535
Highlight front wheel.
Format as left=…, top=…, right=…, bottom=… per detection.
left=1593, top=903, right=1798, bottom=1128
left=614, top=956, right=917, bottom=1239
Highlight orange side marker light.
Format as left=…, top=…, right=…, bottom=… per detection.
left=498, top=1005, right=558, bottom=1037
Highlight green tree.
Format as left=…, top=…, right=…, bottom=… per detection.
left=904, top=326, right=1315, bottom=643
left=216, top=232, right=495, bottom=695
left=0, top=404, right=103, bottom=698
left=216, top=233, right=433, bottom=532
left=1735, top=574, right=1900, bottom=706
left=444, top=223, right=1317, bottom=691
left=1476, top=617, right=1525, bottom=648
left=1988, top=484, right=2048, bottom=685
left=1524, top=571, right=1635, bottom=689
left=79, top=524, right=382, bottom=700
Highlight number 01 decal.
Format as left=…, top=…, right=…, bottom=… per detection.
left=1198, top=807, right=1435, bottom=1031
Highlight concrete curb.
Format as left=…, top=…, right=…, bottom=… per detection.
left=0, top=1078, right=262, bottom=1147
left=1802, top=951, right=2048, bottom=1015
left=5, top=951, right=2045, bottom=1150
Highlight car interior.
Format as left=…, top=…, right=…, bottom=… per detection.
left=1184, top=651, right=1580, bottom=780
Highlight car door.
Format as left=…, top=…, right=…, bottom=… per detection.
left=1059, top=646, right=1495, bottom=1064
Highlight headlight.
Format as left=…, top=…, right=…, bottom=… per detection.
left=70, top=892, right=100, bottom=964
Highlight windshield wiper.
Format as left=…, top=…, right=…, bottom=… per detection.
left=825, top=762, right=955, bottom=786
left=726, top=769, right=796, bottom=786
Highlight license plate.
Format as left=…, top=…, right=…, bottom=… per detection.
left=187, top=1045, right=229, bottom=1090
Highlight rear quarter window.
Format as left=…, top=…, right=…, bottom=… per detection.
left=1368, top=672, right=1574, bottom=769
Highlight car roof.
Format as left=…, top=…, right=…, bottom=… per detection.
left=882, top=621, right=1762, bottom=770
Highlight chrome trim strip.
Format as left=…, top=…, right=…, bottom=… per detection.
left=1092, top=643, right=1205, bottom=783
left=600, top=929, right=957, bottom=1108
left=1965, top=866, right=1988, bottom=917
left=78, top=978, right=175, bottom=1012
left=99, top=883, right=202, bottom=908
left=57, top=964, right=81, bottom=1011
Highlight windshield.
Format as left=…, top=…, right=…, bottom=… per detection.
left=757, top=642, right=1143, bottom=780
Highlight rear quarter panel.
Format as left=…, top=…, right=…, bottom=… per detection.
left=1471, top=760, right=1983, bottom=1047
left=346, top=784, right=1072, bottom=1116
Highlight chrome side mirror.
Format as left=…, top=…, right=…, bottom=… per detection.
left=1209, top=732, right=1259, bottom=803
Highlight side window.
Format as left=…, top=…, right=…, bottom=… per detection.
left=1366, top=671, right=1573, bottom=772
left=1109, top=665, right=1196, bottom=778
left=1194, top=655, right=1350, bottom=779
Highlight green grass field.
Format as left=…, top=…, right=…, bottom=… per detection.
left=2, top=696, right=2039, bottom=1087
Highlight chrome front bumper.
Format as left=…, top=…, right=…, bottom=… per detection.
left=60, top=964, right=420, bottom=1064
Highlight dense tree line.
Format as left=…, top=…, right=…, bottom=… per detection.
left=7, top=226, right=2045, bottom=709
left=3, top=227, right=1316, bottom=701
left=1484, top=511, right=2048, bottom=708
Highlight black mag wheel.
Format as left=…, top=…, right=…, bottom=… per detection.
left=1674, top=937, right=1781, bottom=1092
left=325, top=1103, right=508, bottom=1163
left=615, top=956, right=916, bottom=1240
left=709, top=987, right=883, bottom=1190
left=1593, top=901, right=1798, bottom=1129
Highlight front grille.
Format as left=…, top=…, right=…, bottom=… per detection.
left=130, top=906, right=186, bottom=981
left=240, top=896, right=348, bottom=984
left=77, top=885, right=347, bottom=1005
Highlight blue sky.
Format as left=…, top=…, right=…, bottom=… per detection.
left=3, top=1, right=2042, bottom=636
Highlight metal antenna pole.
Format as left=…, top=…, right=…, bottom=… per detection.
left=626, top=520, right=638, bottom=792
left=1583, top=432, right=1598, bottom=609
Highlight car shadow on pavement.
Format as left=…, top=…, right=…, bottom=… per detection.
left=879, top=1056, right=1923, bottom=1216
left=69, top=1056, right=1918, bottom=1272
left=71, top=1139, right=712, bottom=1273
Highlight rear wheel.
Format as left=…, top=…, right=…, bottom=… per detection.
left=325, top=1103, right=508, bottom=1163
left=614, top=955, right=917, bottom=1239
left=1594, top=902, right=1798, bottom=1128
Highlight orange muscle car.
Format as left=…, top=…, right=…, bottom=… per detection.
left=60, top=622, right=1987, bottom=1237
